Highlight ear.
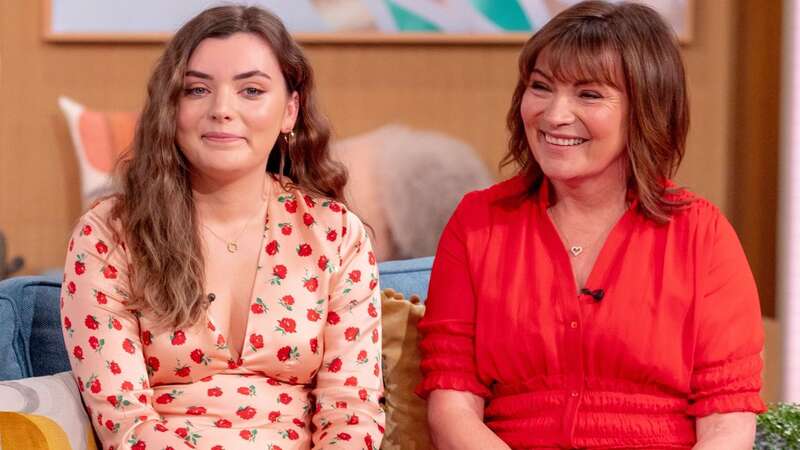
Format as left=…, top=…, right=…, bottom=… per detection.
left=281, top=91, right=299, bottom=133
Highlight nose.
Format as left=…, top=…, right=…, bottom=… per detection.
left=541, top=94, right=575, bottom=127
left=209, top=89, right=234, bottom=122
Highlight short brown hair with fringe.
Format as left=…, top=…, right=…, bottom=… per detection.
left=503, top=0, right=690, bottom=222
left=112, top=5, right=346, bottom=331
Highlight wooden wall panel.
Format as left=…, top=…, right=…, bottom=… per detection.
left=0, top=0, right=750, bottom=287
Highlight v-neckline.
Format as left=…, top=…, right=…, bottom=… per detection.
left=208, top=178, right=273, bottom=363
left=538, top=179, right=637, bottom=296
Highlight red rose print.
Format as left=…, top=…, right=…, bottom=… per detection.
left=249, top=333, right=264, bottom=350
left=106, top=395, right=118, bottom=407
left=131, top=440, right=145, bottom=450
left=302, top=213, right=314, bottom=226
left=276, top=318, right=296, bottom=334
left=372, top=329, right=379, bottom=343
left=265, top=240, right=279, bottom=255
left=147, top=356, right=160, bottom=372
left=326, top=229, right=337, bottom=241
left=284, top=199, right=298, bottom=213
left=67, top=281, right=76, bottom=294
left=95, top=240, right=108, bottom=254
left=369, top=278, right=378, bottom=290
left=309, top=338, right=318, bottom=354
left=215, top=418, right=232, bottom=428
left=207, top=387, right=222, bottom=397
left=279, top=295, right=294, bottom=309
left=287, top=429, right=299, bottom=440
left=156, top=393, right=175, bottom=405
left=109, top=317, right=122, bottom=330
left=89, top=336, right=100, bottom=350
left=374, top=362, right=380, bottom=376
left=273, top=265, right=287, bottom=279
left=105, top=419, right=116, bottom=431
left=328, top=358, right=342, bottom=373
left=297, top=243, right=312, bottom=257
left=357, top=350, right=368, bottom=363
left=64, top=316, right=71, bottom=330
left=303, top=276, right=318, bottom=292
left=368, top=303, right=378, bottom=317
left=268, top=410, right=281, bottom=422
left=171, top=330, right=186, bottom=345
left=122, top=338, right=135, bottom=354
left=85, top=315, right=99, bottom=330
left=318, top=255, right=329, bottom=271
left=304, top=195, right=315, bottom=207
left=237, top=406, right=257, bottom=420
left=368, top=251, right=376, bottom=265
left=347, top=414, right=359, bottom=425
left=328, top=202, right=341, bottom=212
left=154, top=423, right=168, bottom=432
left=102, top=265, right=118, bottom=279
left=95, top=291, right=107, bottom=304
left=89, top=378, right=101, bottom=394
left=187, top=406, right=206, bottom=415
left=211, top=446, right=224, bottom=450
left=121, top=381, right=134, bottom=391
left=175, top=427, right=188, bottom=438
left=280, top=223, right=293, bottom=235
left=108, top=361, right=121, bottom=375
left=239, top=429, right=252, bottom=440
left=293, top=418, right=305, bottom=428
left=73, top=345, right=84, bottom=361
left=190, top=349, right=205, bottom=364
left=277, top=346, right=291, bottom=362
left=278, top=393, right=292, bottom=404
left=175, top=365, right=191, bottom=377
left=345, top=376, right=358, bottom=386
left=75, top=260, right=85, bottom=275
left=336, top=401, right=348, bottom=409
left=348, top=270, right=361, bottom=283
left=327, top=311, right=340, bottom=325
left=82, top=224, right=92, bottom=236
left=344, top=327, right=359, bottom=341
left=251, top=302, right=266, bottom=314
left=141, top=330, right=152, bottom=345
left=307, top=309, right=320, bottom=321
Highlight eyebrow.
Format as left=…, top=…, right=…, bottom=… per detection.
left=184, top=70, right=272, bottom=81
left=532, top=68, right=605, bottom=87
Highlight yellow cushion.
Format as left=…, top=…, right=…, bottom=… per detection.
left=0, top=412, right=97, bottom=450
left=380, top=289, right=432, bottom=450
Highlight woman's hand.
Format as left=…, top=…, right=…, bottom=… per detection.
left=693, top=412, right=756, bottom=450
left=427, top=389, right=511, bottom=450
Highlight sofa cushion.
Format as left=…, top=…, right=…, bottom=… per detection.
left=0, top=371, right=97, bottom=450
left=381, top=289, right=431, bottom=450
left=0, top=276, right=69, bottom=380
left=377, top=257, right=434, bottom=300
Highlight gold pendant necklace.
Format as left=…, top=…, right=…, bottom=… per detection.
left=201, top=175, right=268, bottom=253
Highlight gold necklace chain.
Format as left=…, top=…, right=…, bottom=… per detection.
left=548, top=208, right=618, bottom=258
left=200, top=175, right=268, bottom=254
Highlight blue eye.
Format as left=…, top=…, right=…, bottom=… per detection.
left=242, top=87, right=265, bottom=97
left=184, top=86, right=208, bottom=96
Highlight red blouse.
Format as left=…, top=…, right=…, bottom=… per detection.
left=416, top=176, right=765, bottom=449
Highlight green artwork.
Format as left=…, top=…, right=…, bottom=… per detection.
left=470, top=0, right=532, bottom=31
left=386, top=0, right=440, bottom=32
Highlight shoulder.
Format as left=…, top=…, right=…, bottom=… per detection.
left=451, top=175, right=530, bottom=224
left=72, top=195, right=124, bottom=240
left=665, top=187, right=726, bottom=229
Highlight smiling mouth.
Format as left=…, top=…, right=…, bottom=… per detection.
left=541, top=131, right=588, bottom=147
left=202, top=134, right=243, bottom=143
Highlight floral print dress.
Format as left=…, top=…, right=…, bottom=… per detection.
left=60, top=178, right=384, bottom=450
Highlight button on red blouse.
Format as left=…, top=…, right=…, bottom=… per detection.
left=416, top=176, right=765, bottom=449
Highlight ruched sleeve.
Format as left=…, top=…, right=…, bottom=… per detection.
left=688, top=210, right=767, bottom=417
left=416, top=194, right=491, bottom=399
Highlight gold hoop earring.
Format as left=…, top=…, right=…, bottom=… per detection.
left=282, top=130, right=295, bottom=143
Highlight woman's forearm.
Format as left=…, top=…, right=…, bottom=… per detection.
left=693, top=412, right=756, bottom=450
left=429, top=410, right=511, bottom=450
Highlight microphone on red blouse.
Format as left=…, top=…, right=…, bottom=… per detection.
left=580, top=288, right=605, bottom=302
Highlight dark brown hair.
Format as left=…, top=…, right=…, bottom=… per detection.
left=112, top=5, right=346, bottom=330
left=503, top=0, right=690, bottom=222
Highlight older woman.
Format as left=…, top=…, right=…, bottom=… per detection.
left=417, top=2, right=764, bottom=449
left=60, top=6, right=383, bottom=450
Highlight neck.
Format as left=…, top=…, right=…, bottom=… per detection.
left=548, top=161, right=629, bottom=223
left=191, top=169, right=268, bottom=224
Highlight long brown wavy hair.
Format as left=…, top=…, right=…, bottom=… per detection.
left=503, top=0, right=690, bottom=222
left=111, top=5, right=346, bottom=331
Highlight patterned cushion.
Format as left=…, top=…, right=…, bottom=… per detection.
left=0, top=371, right=98, bottom=450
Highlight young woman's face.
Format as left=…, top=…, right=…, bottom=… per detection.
left=521, top=51, right=628, bottom=185
left=176, top=32, right=298, bottom=182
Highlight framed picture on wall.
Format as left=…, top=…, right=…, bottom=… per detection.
left=43, top=0, right=693, bottom=44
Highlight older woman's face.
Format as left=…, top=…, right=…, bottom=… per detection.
left=177, top=32, right=298, bottom=182
left=521, top=53, right=628, bottom=184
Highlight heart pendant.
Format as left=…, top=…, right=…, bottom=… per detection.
left=569, top=246, right=583, bottom=257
